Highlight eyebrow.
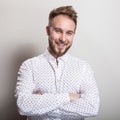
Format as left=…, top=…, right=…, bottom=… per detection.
left=52, top=27, right=75, bottom=33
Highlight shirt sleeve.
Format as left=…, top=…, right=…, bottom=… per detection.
left=15, top=59, right=70, bottom=116
left=61, top=62, right=100, bottom=117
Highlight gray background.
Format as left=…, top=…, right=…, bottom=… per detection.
left=0, top=0, right=120, bottom=120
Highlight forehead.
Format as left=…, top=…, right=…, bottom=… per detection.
left=51, top=15, right=75, bottom=31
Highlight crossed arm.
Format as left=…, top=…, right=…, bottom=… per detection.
left=15, top=60, right=99, bottom=117
left=34, top=90, right=80, bottom=102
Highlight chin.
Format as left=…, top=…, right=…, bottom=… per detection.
left=58, top=51, right=67, bottom=56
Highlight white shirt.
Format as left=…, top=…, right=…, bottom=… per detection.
left=15, top=50, right=100, bottom=120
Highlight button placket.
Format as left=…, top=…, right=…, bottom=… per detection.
left=55, top=65, right=61, bottom=92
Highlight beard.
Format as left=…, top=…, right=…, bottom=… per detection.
left=48, top=39, right=72, bottom=58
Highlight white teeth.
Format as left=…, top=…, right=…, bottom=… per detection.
left=56, top=43, right=65, bottom=49
left=59, top=44, right=64, bottom=47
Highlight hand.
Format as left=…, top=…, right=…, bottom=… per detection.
left=33, top=90, right=42, bottom=95
left=69, top=93, right=80, bottom=102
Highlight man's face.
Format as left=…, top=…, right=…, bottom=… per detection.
left=46, top=15, right=75, bottom=58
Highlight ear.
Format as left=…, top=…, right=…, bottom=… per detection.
left=46, top=26, right=50, bottom=36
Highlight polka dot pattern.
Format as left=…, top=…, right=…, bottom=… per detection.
left=15, top=50, right=99, bottom=120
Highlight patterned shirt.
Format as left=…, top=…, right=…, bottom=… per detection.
left=15, top=50, right=100, bottom=120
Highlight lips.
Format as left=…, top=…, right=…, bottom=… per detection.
left=56, top=42, right=66, bottom=49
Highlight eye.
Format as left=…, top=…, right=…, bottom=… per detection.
left=66, top=31, right=74, bottom=36
left=54, top=28, right=62, bottom=34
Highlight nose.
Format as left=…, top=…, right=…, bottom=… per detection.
left=60, top=33, right=66, bottom=42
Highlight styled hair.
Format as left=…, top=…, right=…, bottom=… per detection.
left=48, top=6, right=77, bottom=29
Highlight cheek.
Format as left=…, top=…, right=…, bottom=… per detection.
left=50, top=32, right=60, bottom=40
left=49, top=35, right=57, bottom=44
left=67, top=38, right=73, bottom=44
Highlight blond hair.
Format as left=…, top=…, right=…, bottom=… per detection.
left=48, top=6, right=77, bottom=29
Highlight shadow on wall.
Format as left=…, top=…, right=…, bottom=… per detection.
left=0, top=43, right=42, bottom=120
left=13, top=45, right=37, bottom=120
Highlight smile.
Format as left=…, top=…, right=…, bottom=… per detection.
left=56, top=43, right=66, bottom=49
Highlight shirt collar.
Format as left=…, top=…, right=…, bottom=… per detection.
left=44, top=49, right=69, bottom=63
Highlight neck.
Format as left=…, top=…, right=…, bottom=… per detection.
left=48, top=48, right=60, bottom=66
left=48, top=48, right=59, bottom=59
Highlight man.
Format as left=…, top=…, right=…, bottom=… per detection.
left=15, top=6, right=100, bottom=120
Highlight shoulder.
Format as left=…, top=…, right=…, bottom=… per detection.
left=20, top=54, right=45, bottom=67
left=68, top=54, right=88, bottom=65
left=68, top=54, right=93, bottom=71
